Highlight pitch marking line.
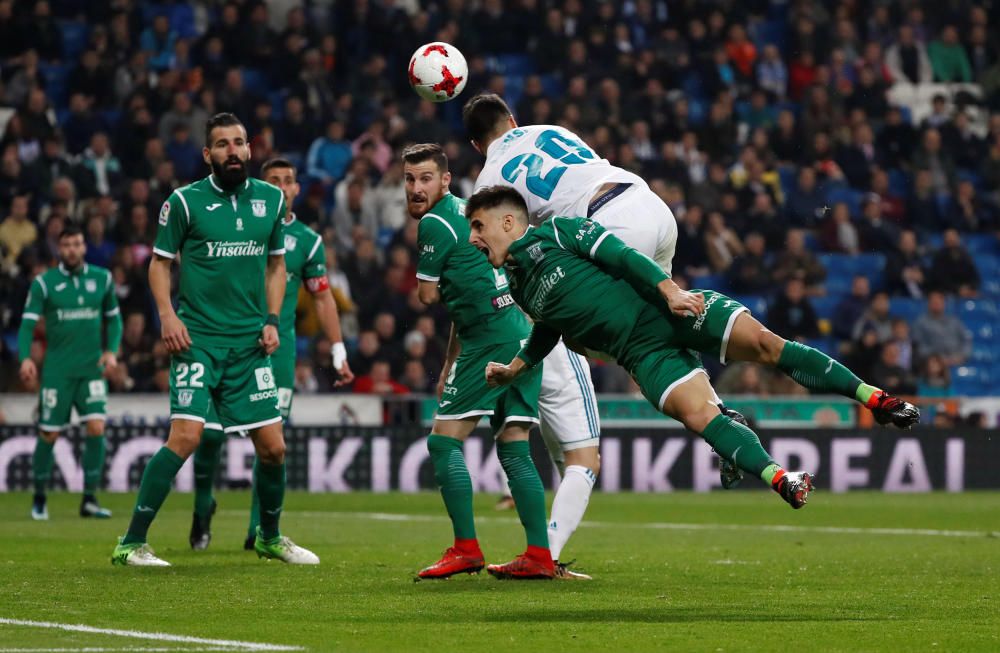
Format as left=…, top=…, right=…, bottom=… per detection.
left=0, top=649, right=239, bottom=652
left=0, top=619, right=303, bottom=652
left=255, top=510, right=998, bottom=538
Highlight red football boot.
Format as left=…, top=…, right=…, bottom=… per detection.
left=486, top=545, right=555, bottom=580
left=418, top=540, right=485, bottom=579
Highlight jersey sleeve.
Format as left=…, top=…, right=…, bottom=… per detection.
left=269, top=191, right=286, bottom=255
left=303, top=232, right=327, bottom=279
left=152, top=191, right=190, bottom=258
left=17, top=276, right=45, bottom=361
left=416, top=216, right=458, bottom=282
left=551, top=216, right=669, bottom=290
left=517, top=321, right=562, bottom=368
left=102, top=270, right=123, bottom=353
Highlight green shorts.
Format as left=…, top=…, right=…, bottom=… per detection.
left=437, top=338, right=541, bottom=435
left=271, top=344, right=296, bottom=420
left=38, top=373, right=107, bottom=431
left=671, top=289, right=751, bottom=364
left=170, top=344, right=281, bottom=434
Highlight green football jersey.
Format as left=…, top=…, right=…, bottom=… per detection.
left=416, top=193, right=529, bottom=346
left=505, top=216, right=670, bottom=367
left=153, top=175, right=285, bottom=347
left=20, top=263, right=120, bottom=378
left=277, top=214, right=326, bottom=343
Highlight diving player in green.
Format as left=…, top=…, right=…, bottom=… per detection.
left=405, top=143, right=554, bottom=580
left=111, top=113, right=318, bottom=566
left=467, top=186, right=921, bottom=509
left=18, top=223, right=122, bottom=520
left=189, top=157, right=354, bottom=551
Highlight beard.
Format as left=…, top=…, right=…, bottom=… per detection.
left=211, top=156, right=249, bottom=190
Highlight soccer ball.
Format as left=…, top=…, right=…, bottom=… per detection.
left=408, top=42, right=468, bottom=103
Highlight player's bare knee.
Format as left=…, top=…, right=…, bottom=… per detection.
left=680, top=402, right=722, bottom=434
left=86, top=421, right=104, bottom=437
left=759, top=331, right=786, bottom=366
left=257, top=440, right=286, bottom=465
left=39, top=430, right=59, bottom=444
left=566, top=447, right=600, bottom=476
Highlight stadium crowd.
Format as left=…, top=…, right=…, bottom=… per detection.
left=1, top=0, right=999, bottom=399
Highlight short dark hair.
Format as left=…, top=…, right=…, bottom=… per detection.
left=261, top=157, right=296, bottom=178
left=204, top=112, right=245, bottom=147
left=401, top=143, right=448, bottom=173
left=465, top=185, right=528, bottom=223
left=59, top=223, right=84, bottom=240
left=462, top=93, right=512, bottom=146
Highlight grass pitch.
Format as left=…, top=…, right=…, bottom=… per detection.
left=2, top=490, right=998, bottom=652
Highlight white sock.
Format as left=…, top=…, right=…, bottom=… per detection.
left=548, top=465, right=596, bottom=562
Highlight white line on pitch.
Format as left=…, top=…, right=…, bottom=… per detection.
left=244, top=510, right=998, bottom=538
left=0, top=619, right=303, bottom=652
left=0, top=648, right=239, bottom=652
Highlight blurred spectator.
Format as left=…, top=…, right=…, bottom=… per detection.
left=165, top=124, right=200, bottom=183
left=917, top=355, right=953, bottom=397
left=852, top=291, right=893, bottom=343
left=927, top=229, right=980, bottom=295
left=948, top=180, right=995, bottom=232
left=928, top=25, right=972, bottom=82
left=911, top=129, right=955, bottom=196
left=353, top=360, right=409, bottom=395
left=869, top=168, right=905, bottom=224
left=80, top=133, right=123, bottom=197
left=907, top=169, right=945, bottom=234
left=890, top=318, right=915, bottom=372
left=703, top=211, right=743, bottom=273
left=332, top=178, right=379, bottom=252
left=877, top=106, right=915, bottom=169
left=0, top=195, right=36, bottom=271
left=785, top=167, right=826, bottom=227
left=756, top=44, right=787, bottom=99
left=885, top=25, right=932, bottom=84
left=870, top=342, right=918, bottom=395
left=858, top=195, right=900, bottom=252
left=885, top=230, right=926, bottom=298
left=728, top=232, right=770, bottom=294
left=770, top=229, right=827, bottom=292
left=845, top=327, right=882, bottom=382
left=84, top=214, right=115, bottom=269
left=369, top=161, right=408, bottom=233
left=767, top=278, right=820, bottom=341
left=140, top=14, right=177, bottom=71
left=307, top=120, right=353, bottom=186
left=715, top=362, right=773, bottom=395
left=836, top=123, right=878, bottom=190
left=832, top=276, right=871, bottom=340
left=402, top=359, right=432, bottom=393
left=820, top=202, right=860, bottom=254
left=912, top=291, right=972, bottom=366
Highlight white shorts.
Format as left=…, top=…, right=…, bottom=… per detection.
left=590, top=183, right=678, bottom=274
left=538, top=340, right=601, bottom=461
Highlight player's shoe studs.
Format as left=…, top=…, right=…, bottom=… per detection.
left=417, top=547, right=485, bottom=579
left=554, top=560, right=592, bottom=580
left=254, top=527, right=320, bottom=565
left=869, top=392, right=921, bottom=429
left=774, top=471, right=814, bottom=509
left=487, top=554, right=555, bottom=580
left=80, top=496, right=112, bottom=519
left=189, top=499, right=216, bottom=551
left=111, top=540, right=171, bottom=567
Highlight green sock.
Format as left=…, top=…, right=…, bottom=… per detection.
left=248, top=458, right=261, bottom=539
left=427, top=434, right=476, bottom=541
left=256, top=461, right=285, bottom=541
left=777, top=341, right=864, bottom=399
left=32, top=437, right=54, bottom=496
left=760, top=463, right=783, bottom=485
left=193, top=430, right=224, bottom=519
left=701, top=414, right=775, bottom=479
left=496, top=439, right=549, bottom=550
left=122, top=447, right=184, bottom=545
left=82, top=435, right=106, bottom=494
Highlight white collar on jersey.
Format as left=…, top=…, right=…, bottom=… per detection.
left=283, top=212, right=297, bottom=226
left=58, top=262, right=88, bottom=276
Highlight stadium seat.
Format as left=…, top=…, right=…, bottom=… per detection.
left=691, top=274, right=727, bottom=293
left=965, top=234, right=999, bottom=255
left=956, top=298, right=998, bottom=317
left=728, top=294, right=768, bottom=320
left=810, top=295, right=839, bottom=320
left=970, top=344, right=996, bottom=364
left=804, top=337, right=838, bottom=356
left=974, top=253, right=1000, bottom=278
left=492, top=54, right=534, bottom=76
left=58, top=21, right=90, bottom=60
left=887, top=168, right=910, bottom=197
left=825, top=186, right=863, bottom=217
left=39, top=63, right=70, bottom=107
left=889, top=297, right=926, bottom=321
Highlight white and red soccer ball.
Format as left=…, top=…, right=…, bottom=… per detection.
left=408, top=42, right=468, bottom=103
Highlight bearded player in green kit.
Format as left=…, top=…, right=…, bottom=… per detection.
left=188, top=157, right=354, bottom=551
left=18, top=223, right=121, bottom=521
left=468, top=186, right=920, bottom=509
left=111, top=113, right=318, bottom=566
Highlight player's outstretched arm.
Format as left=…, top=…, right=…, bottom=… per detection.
left=485, top=357, right=525, bottom=387
left=149, top=254, right=191, bottom=353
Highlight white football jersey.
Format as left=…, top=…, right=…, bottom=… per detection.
left=474, top=125, right=647, bottom=223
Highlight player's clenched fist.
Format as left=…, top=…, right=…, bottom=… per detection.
left=160, top=313, right=192, bottom=353
left=658, top=280, right=705, bottom=318
left=485, top=358, right=527, bottom=387
left=19, top=358, right=37, bottom=386
left=259, top=324, right=280, bottom=355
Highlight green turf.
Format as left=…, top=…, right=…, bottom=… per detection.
left=2, top=490, right=998, bottom=652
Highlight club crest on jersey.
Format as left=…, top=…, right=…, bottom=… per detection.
left=251, top=199, right=267, bottom=217
left=159, top=201, right=170, bottom=225
left=527, top=243, right=544, bottom=262
left=236, top=217, right=244, bottom=231
left=284, top=234, right=297, bottom=251
left=177, top=389, right=194, bottom=407
left=84, top=279, right=96, bottom=293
